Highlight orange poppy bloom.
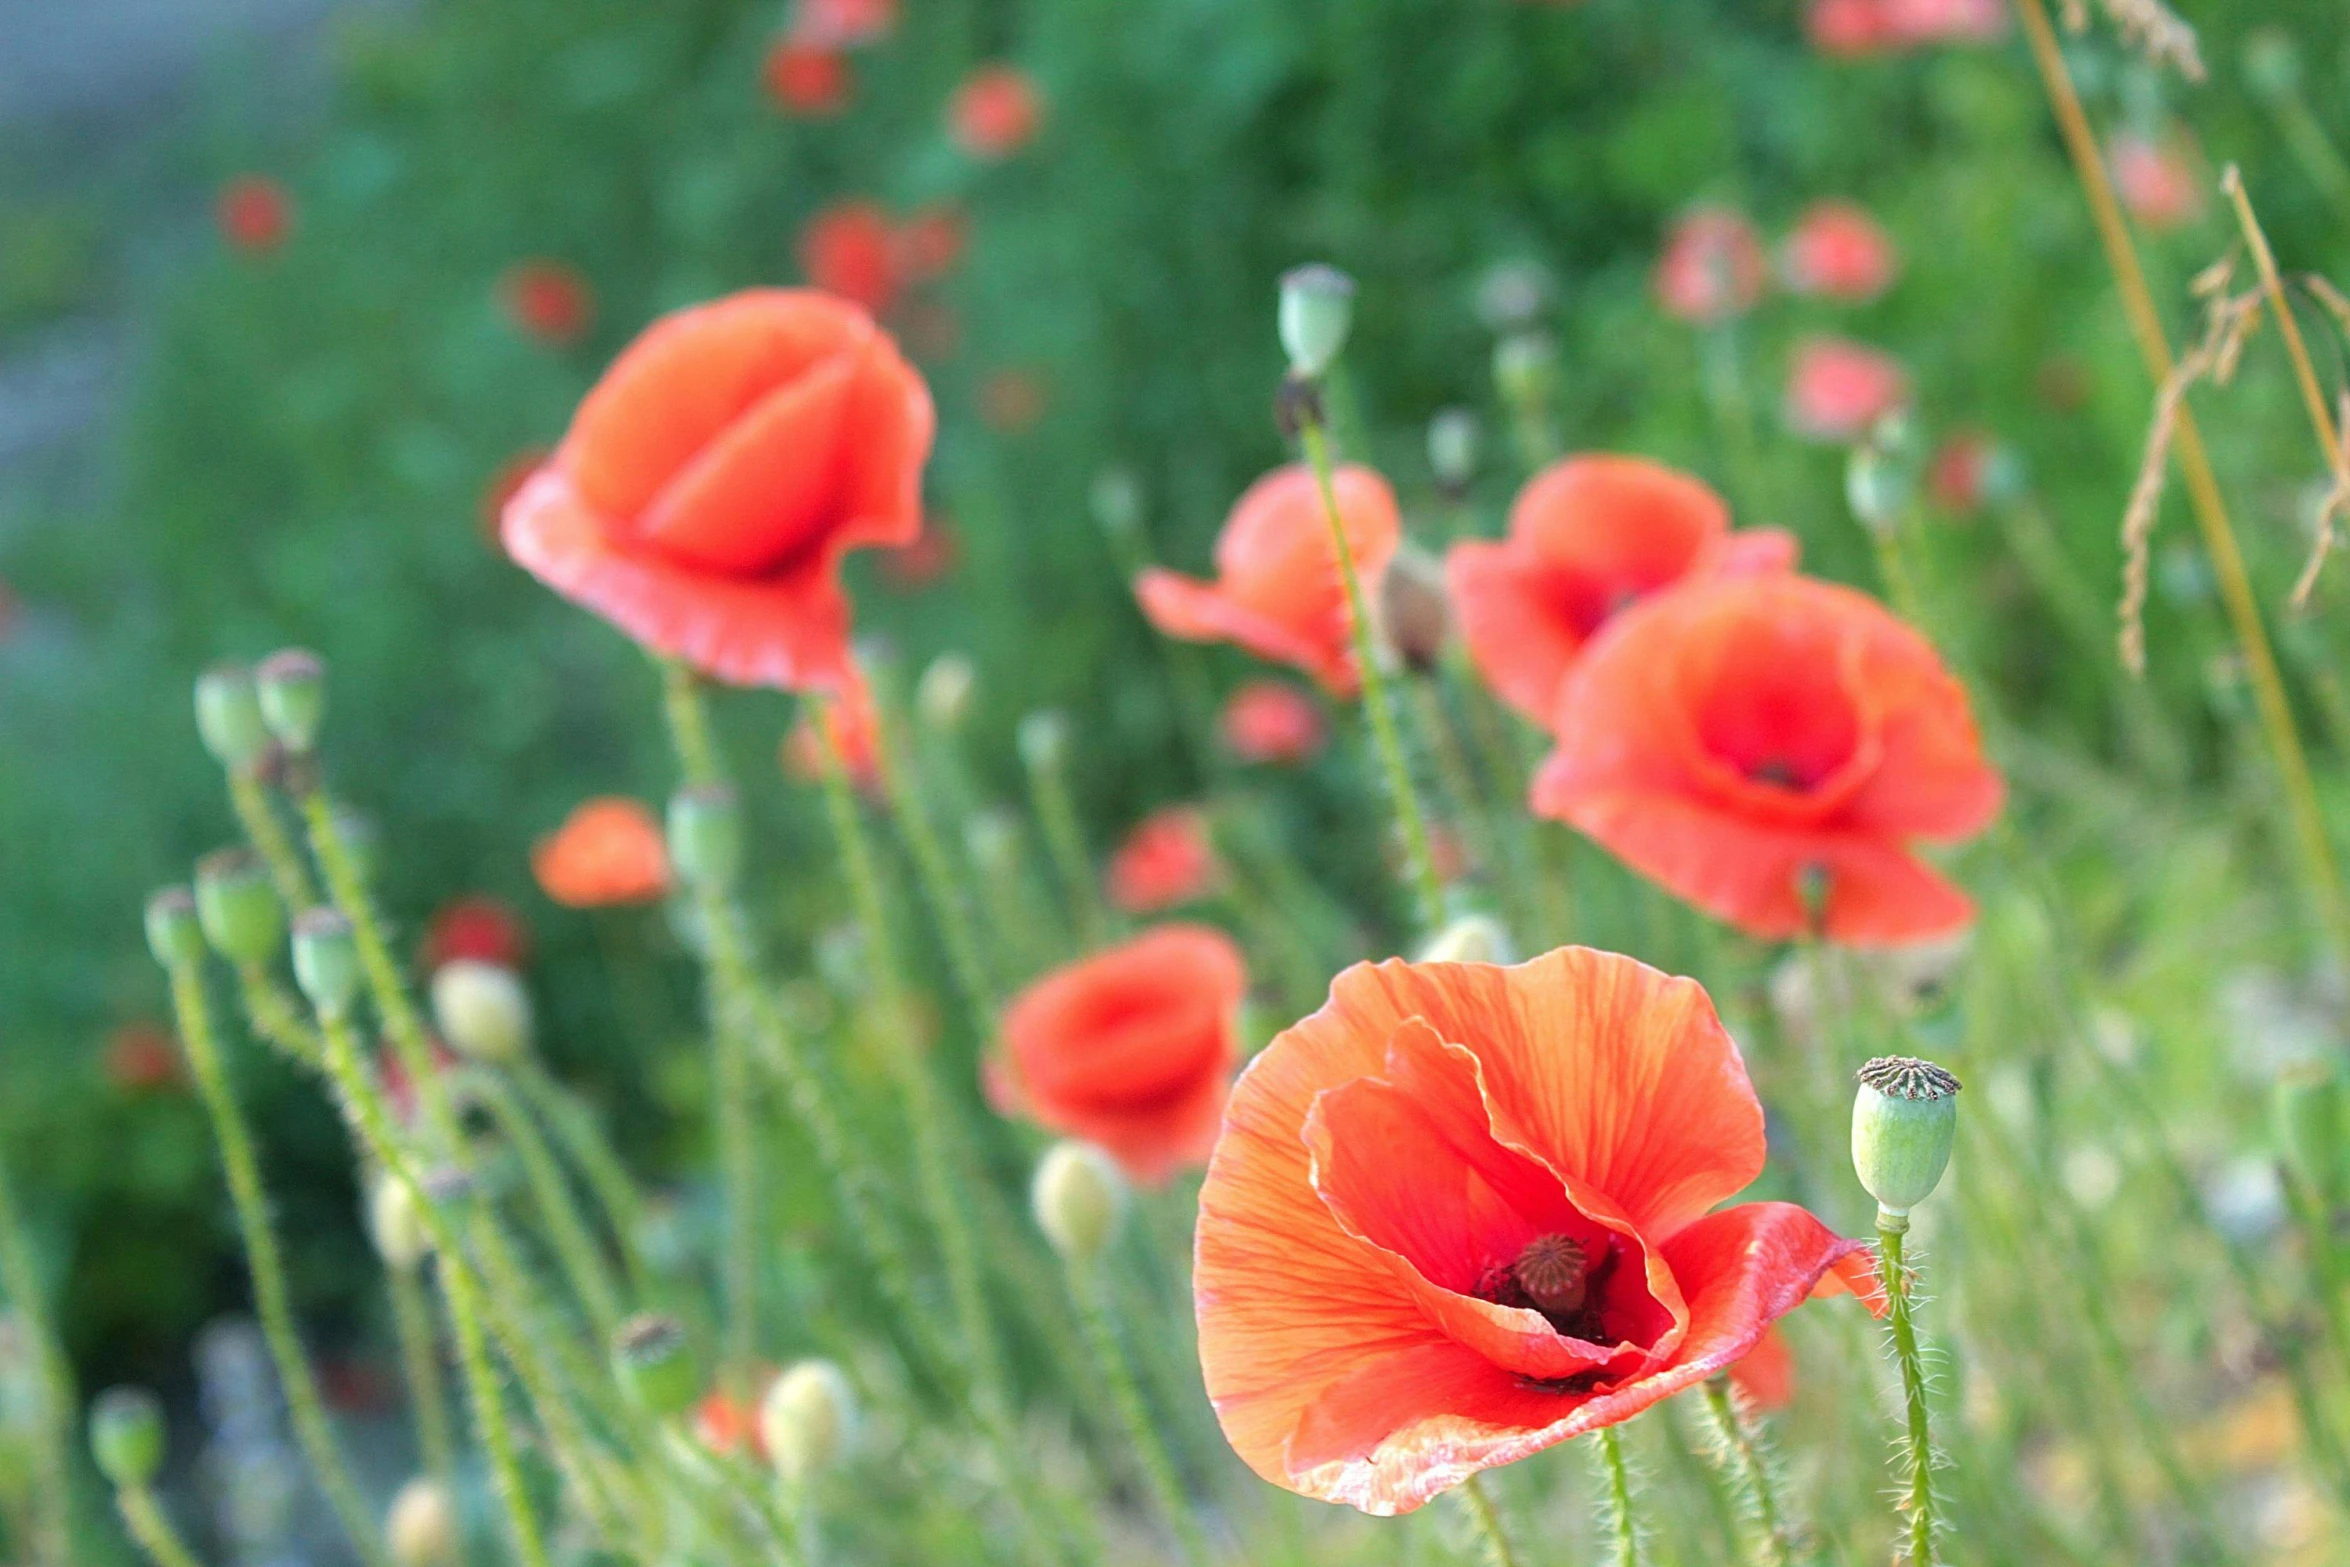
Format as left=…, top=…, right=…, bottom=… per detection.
left=1780, top=201, right=1897, bottom=303
left=1107, top=807, right=1221, bottom=915
left=217, top=175, right=293, bottom=255
left=763, top=39, right=851, bottom=117
left=481, top=447, right=551, bottom=542
left=1447, top=455, right=1796, bottom=724
left=949, top=64, right=1043, bottom=159
left=799, top=202, right=902, bottom=316
left=782, top=664, right=883, bottom=791
left=1531, top=574, right=2002, bottom=945
left=1194, top=947, right=1873, bottom=1514
left=500, top=259, right=595, bottom=346
left=532, top=798, right=670, bottom=908
left=500, top=289, right=931, bottom=693
left=992, top=924, right=1247, bottom=1183
left=1221, top=679, right=1326, bottom=766
left=695, top=1387, right=769, bottom=1459
left=1135, top=464, right=1401, bottom=697
left=1785, top=335, right=1909, bottom=443
left=1654, top=208, right=1765, bottom=325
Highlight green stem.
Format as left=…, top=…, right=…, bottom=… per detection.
left=1876, top=1218, right=1938, bottom=1566
left=1597, top=1425, right=1640, bottom=1567
left=875, top=702, right=1003, bottom=1023
left=1067, top=1262, right=1214, bottom=1567
left=473, top=1068, right=626, bottom=1340
left=113, top=1487, right=203, bottom=1567
left=387, top=1261, right=456, bottom=1492
left=0, top=1124, right=74, bottom=1567
left=163, top=965, right=390, bottom=1567
left=1700, top=1377, right=1794, bottom=1567
left=228, top=769, right=317, bottom=911
left=1023, top=727, right=1110, bottom=947
left=661, top=659, right=723, bottom=788
left=234, top=965, right=322, bottom=1068
left=2274, top=93, right=2350, bottom=218
left=1458, top=1474, right=1524, bottom=1567
left=1298, top=412, right=1447, bottom=934
left=514, top=1061, right=657, bottom=1307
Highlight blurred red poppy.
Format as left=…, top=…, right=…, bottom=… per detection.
left=1221, top=680, right=1326, bottom=765
left=1655, top=209, right=1766, bottom=326
left=1107, top=807, right=1220, bottom=914
left=1727, top=1324, right=1796, bottom=1412
left=896, top=205, right=968, bottom=282
left=1448, top=455, right=1796, bottom=725
left=992, top=924, right=1246, bottom=1183
left=1195, top=947, right=1873, bottom=1513
left=782, top=664, right=883, bottom=792
left=799, top=202, right=902, bottom=315
left=105, top=1022, right=183, bottom=1094
left=1780, top=201, right=1897, bottom=303
left=481, top=448, right=552, bottom=540
left=1531, top=574, right=2003, bottom=945
left=763, top=39, right=851, bottom=117
left=423, top=894, right=530, bottom=972
left=501, top=289, right=931, bottom=693
left=793, top=0, right=895, bottom=47
left=1884, top=0, right=2006, bottom=43
left=695, top=1388, right=769, bottom=1459
left=1807, top=0, right=1896, bottom=53
left=500, top=259, right=595, bottom=346
left=1928, top=432, right=2004, bottom=515
left=979, top=369, right=1046, bottom=432
left=2110, top=133, right=2203, bottom=232
left=1135, top=464, right=1402, bottom=697
left=880, top=513, right=960, bottom=590
left=1785, top=336, right=1909, bottom=443
left=379, top=1037, right=464, bottom=1129
left=532, top=798, right=670, bottom=908
left=950, top=64, right=1043, bottom=159
left=217, top=175, right=293, bottom=255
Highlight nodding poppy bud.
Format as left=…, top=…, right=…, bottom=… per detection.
left=1492, top=332, right=1557, bottom=413
left=194, top=849, right=283, bottom=966
left=2275, top=1062, right=2347, bottom=1214
left=1017, top=709, right=1070, bottom=776
left=1378, top=544, right=1451, bottom=673
left=917, top=653, right=977, bottom=734
left=1428, top=408, right=1480, bottom=496
left=1417, top=914, right=1516, bottom=966
left=386, top=1476, right=459, bottom=1567
left=666, top=784, right=743, bottom=892
left=195, top=663, right=271, bottom=772
left=88, top=1386, right=165, bottom=1488
left=758, top=1359, right=858, bottom=1484
left=145, top=887, right=207, bottom=972
left=1089, top=467, right=1145, bottom=546
left=292, top=908, right=362, bottom=1023
left=429, top=960, right=532, bottom=1065
left=2242, top=28, right=2301, bottom=102
left=255, top=648, right=326, bottom=754
left=612, top=1313, right=698, bottom=1419
left=367, top=1176, right=431, bottom=1271
left=1278, top=263, right=1357, bottom=380
left=1033, top=1140, right=1128, bottom=1264
left=1852, top=1056, right=1961, bottom=1224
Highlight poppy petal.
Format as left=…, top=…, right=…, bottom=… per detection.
left=1135, top=569, right=1359, bottom=694
left=1446, top=540, right=1582, bottom=724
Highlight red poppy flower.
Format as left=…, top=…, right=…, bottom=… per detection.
left=481, top=448, right=551, bottom=541
left=799, top=202, right=903, bottom=316
left=1785, top=336, right=1909, bottom=443
left=2110, top=134, right=2203, bottom=232
left=949, top=64, right=1043, bottom=159
left=880, top=512, right=960, bottom=590
left=500, top=260, right=595, bottom=346
left=1531, top=574, right=2002, bottom=945
left=1446, top=456, right=1796, bottom=725
left=792, top=0, right=895, bottom=47
left=105, top=1022, right=183, bottom=1093
left=379, top=1037, right=464, bottom=1129
left=1927, top=432, right=2008, bottom=515
left=978, top=369, right=1047, bottom=432
left=1135, top=464, right=1402, bottom=697
left=217, top=176, right=293, bottom=255
left=1727, top=1324, right=1796, bottom=1412
left=763, top=38, right=850, bottom=117
left=1221, top=680, right=1327, bottom=766
left=1654, top=209, right=1766, bottom=326
left=532, top=798, right=670, bottom=908
left=782, top=665, right=883, bottom=792
left=1107, top=807, right=1220, bottom=914
left=501, top=289, right=932, bottom=693
left=1884, top=0, right=2006, bottom=43
left=896, top=205, right=968, bottom=283
left=423, top=895, right=530, bottom=972
left=992, top=924, right=1247, bottom=1183
left=1194, top=947, right=1874, bottom=1513
left=1780, top=201, right=1897, bottom=303
left=1807, top=0, right=1898, bottom=54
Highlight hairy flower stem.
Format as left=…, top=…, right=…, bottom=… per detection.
left=1597, top=1426, right=1641, bottom=1567
left=2014, top=0, right=2350, bottom=962
left=513, top=1061, right=657, bottom=1305
left=234, top=965, right=322, bottom=1067
left=472, top=1068, right=626, bottom=1339
left=0, top=1126, right=74, bottom=1567
left=1022, top=729, right=1110, bottom=947
left=874, top=703, right=1003, bottom=1022
left=1875, top=1217, right=1938, bottom=1565
left=1297, top=411, right=1448, bottom=935
left=112, top=1487, right=203, bottom=1567
left=1699, top=326, right=1773, bottom=526
left=1458, top=1474, right=1524, bottom=1567
left=227, top=768, right=318, bottom=911
left=1065, top=1260, right=1215, bottom=1567
left=386, top=1261, right=455, bottom=1490
left=161, top=963, right=389, bottom=1567
left=1699, top=1378, right=1795, bottom=1567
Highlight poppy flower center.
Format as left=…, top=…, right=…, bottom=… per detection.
left=1688, top=640, right=1864, bottom=795
left=1470, top=1231, right=1608, bottom=1339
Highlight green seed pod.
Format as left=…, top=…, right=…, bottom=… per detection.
left=291, top=908, right=362, bottom=1022
left=1278, top=263, right=1357, bottom=380
left=917, top=653, right=976, bottom=734
left=386, top=1476, right=459, bottom=1567
left=1427, top=407, right=1480, bottom=494
left=194, top=663, right=271, bottom=772
left=612, top=1314, right=698, bottom=1420
left=1845, top=441, right=1915, bottom=536
left=1033, top=1141, right=1128, bottom=1264
left=254, top=648, right=326, bottom=754
left=759, top=1359, right=858, bottom=1484
left=367, top=1176, right=432, bottom=1272
left=88, top=1386, right=165, bottom=1488
left=429, top=960, right=532, bottom=1065
left=1016, top=710, right=1070, bottom=775
left=1852, top=1056, right=1961, bottom=1221
left=666, top=784, right=742, bottom=892
left=2275, top=1062, right=2347, bottom=1213
left=194, top=849, right=284, bottom=966
left=1417, top=914, right=1516, bottom=967
left=144, top=887, right=207, bottom=972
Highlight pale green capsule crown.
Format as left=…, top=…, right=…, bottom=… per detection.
left=1278, top=263, right=1356, bottom=380
left=1852, top=1055, right=1960, bottom=1220
left=194, top=849, right=284, bottom=966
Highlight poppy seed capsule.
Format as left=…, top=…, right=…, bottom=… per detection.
left=916, top=653, right=976, bottom=733
left=1852, top=1056, right=1961, bottom=1223
left=386, top=1476, right=459, bottom=1567
left=758, top=1358, right=858, bottom=1484
left=1515, top=1233, right=1590, bottom=1317
left=145, top=886, right=207, bottom=972
left=88, top=1386, right=165, bottom=1488
left=254, top=648, right=326, bottom=754
left=1278, top=263, right=1356, bottom=380
left=1016, top=709, right=1069, bottom=775
left=1033, top=1140, right=1128, bottom=1263
left=367, top=1177, right=431, bottom=1271
left=1417, top=914, right=1516, bottom=966
left=1427, top=408, right=1479, bottom=495
left=429, top=960, right=532, bottom=1064
left=1378, top=544, right=1451, bottom=673
left=194, top=849, right=284, bottom=965
left=612, top=1313, right=698, bottom=1419
left=666, top=783, right=742, bottom=891
left=2274, top=1062, right=2347, bottom=1213
left=194, top=662, right=271, bottom=771
left=1845, top=440, right=1916, bottom=536
left=291, top=908, right=362, bottom=1022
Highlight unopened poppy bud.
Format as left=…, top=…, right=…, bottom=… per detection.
left=2275, top=1062, right=2347, bottom=1213
left=1089, top=467, right=1145, bottom=545
left=1017, top=710, right=1070, bottom=775
left=367, top=1177, right=431, bottom=1271
left=1493, top=332, right=1557, bottom=412
left=194, top=849, right=283, bottom=965
left=1846, top=437, right=1917, bottom=536
left=2242, top=28, right=2301, bottom=102
left=195, top=663, right=271, bottom=772
left=1428, top=408, right=1480, bottom=496
left=666, top=784, right=742, bottom=891
left=1033, top=1140, right=1128, bottom=1263
left=1417, top=914, right=1516, bottom=966
left=612, top=1313, right=698, bottom=1418
left=254, top=648, right=326, bottom=754
left=1378, top=545, right=1451, bottom=673
left=429, top=960, right=532, bottom=1064
left=1278, top=263, right=1356, bottom=380
left=1852, top=1056, right=1961, bottom=1223
left=917, top=653, right=977, bottom=733
left=386, top=1476, right=459, bottom=1567
left=758, top=1359, right=858, bottom=1484
left=291, top=908, right=362, bottom=1022
left=88, top=1386, right=165, bottom=1488
left=145, top=886, right=206, bottom=972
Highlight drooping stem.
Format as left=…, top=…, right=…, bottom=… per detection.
left=1457, top=1474, right=1524, bottom=1567
left=1065, top=1260, right=1214, bottom=1567
left=1876, top=1219, right=1938, bottom=1566
left=1699, top=1377, right=1795, bottom=1567
left=1597, top=1425, right=1641, bottom=1567
left=112, top=1487, right=204, bottom=1567
left=386, top=1261, right=455, bottom=1492
left=0, top=1124, right=74, bottom=1567
left=227, top=769, right=317, bottom=912
left=1297, top=411, right=1447, bottom=934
